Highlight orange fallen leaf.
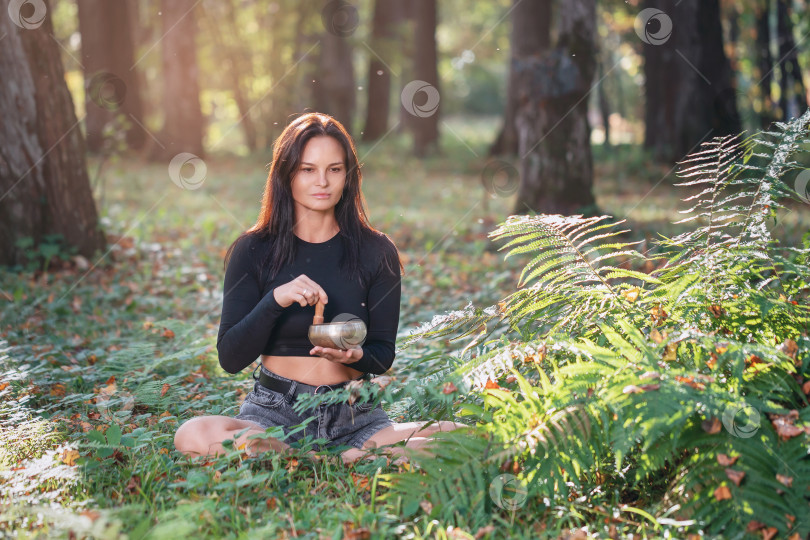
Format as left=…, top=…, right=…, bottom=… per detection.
left=50, top=383, right=66, bottom=397
left=162, top=328, right=175, bottom=339
left=80, top=510, right=100, bottom=522
left=777, top=339, right=798, bottom=360
left=762, top=527, right=778, bottom=540
left=676, top=375, right=706, bottom=391
left=622, top=287, right=640, bottom=303
left=776, top=474, right=793, bottom=487
left=61, top=449, right=80, bottom=466
left=717, top=454, right=738, bottom=466
left=160, top=383, right=170, bottom=397
left=484, top=380, right=500, bottom=390
left=713, top=485, right=732, bottom=501
left=442, top=382, right=457, bottom=394
left=702, top=417, right=722, bottom=434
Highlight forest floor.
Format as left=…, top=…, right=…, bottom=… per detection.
left=2, top=117, right=809, bottom=539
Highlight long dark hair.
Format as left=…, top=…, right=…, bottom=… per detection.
left=225, top=112, right=403, bottom=286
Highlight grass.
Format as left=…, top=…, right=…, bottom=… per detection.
left=1, top=116, right=809, bottom=539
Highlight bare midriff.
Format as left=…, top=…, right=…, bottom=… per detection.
left=261, top=354, right=364, bottom=386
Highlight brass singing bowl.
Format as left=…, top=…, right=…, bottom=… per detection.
left=308, top=320, right=367, bottom=349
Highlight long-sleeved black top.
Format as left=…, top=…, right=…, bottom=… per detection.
left=216, top=230, right=401, bottom=376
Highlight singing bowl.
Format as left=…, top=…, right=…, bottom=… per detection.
left=308, top=320, right=367, bottom=349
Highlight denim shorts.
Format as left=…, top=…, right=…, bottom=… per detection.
left=234, top=365, right=394, bottom=450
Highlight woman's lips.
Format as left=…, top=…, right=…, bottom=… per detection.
left=312, top=194, right=330, bottom=199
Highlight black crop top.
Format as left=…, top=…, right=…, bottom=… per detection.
left=216, top=230, right=402, bottom=376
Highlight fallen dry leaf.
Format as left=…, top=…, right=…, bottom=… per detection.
left=160, top=383, right=170, bottom=397
left=725, top=469, right=745, bottom=486
left=713, top=485, right=732, bottom=501
left=776, top=474, right=793, bottom=488
left=442, top=382, right=457, bottom=394
left=623, top=384, right=660, bottom=394
left=717, top=454, right=738, bottom=466
left=60, top=449, right=80, bottom=466
left=622, top=287, right=640, bottom=303
left=702, top=417, right=722, bottom=434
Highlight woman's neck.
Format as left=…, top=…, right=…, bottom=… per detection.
left=293, top=213, right=340, bottom=243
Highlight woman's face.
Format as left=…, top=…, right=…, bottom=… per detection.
left=290, top=135, right=347, bottom=217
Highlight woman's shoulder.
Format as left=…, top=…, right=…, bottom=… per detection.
left=361, top=229, right=401, bottom=275
left=226, top=231, right=272, bottom=267
left=362, top=229, right=398, bottom=255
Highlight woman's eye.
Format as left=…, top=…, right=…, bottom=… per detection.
left=302, top=168, right=314, bottom=172
left=331, top=167, right=343, bottom=173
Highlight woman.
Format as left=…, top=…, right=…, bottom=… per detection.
left=174, top=112, right=460, bottom=464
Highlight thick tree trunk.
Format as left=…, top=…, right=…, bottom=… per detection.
left=362, top=0, right=400, bottom=142
left=0, top=0, right=105, bottom=266
left=409, top=0, right=439, bottom=157
left=642, top=0, right=741, bottom=163
left=776, top=0, right=807, bottom=121
left=756, top=0, right=775, bottom=128
left=490, top=0, right=552, bottom=157
left=514, top=0, right=597, bottom=215
left=315, top=31, right=356, bottom=134
left=155, top=0, right=204, bottom=160
left=77, top=0, right=145, bottom=152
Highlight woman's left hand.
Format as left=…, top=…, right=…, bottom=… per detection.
left=309, top=346, right=364, bottom=364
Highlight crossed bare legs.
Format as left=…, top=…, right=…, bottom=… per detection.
left=174, top=415, right=465, bottom=466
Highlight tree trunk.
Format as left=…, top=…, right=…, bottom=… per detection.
left=489, top=0, right=552, bottom=157
left=315, top=31, right=356, bottom=134
left=776, top=0, right=807, bottom=121
left=155, top=0, right=204, bottom=160
left=514, top=0, right=597, bottom=215
left=756, top=0, right=775, bottom=128
left=642, top=0, right=741, bottom=163
left=362, top=0, right=400, bottom=142
left=77, top=0, right=145, bottom=152
left=409, top=0, right=439, bottom=157
left=0, top=0, right=105, bottom=266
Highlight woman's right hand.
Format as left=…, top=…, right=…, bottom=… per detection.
left=272, top=274, right=328, bottom=308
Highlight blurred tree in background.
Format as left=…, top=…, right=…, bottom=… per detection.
left=1, top=0, right=809, bottom=260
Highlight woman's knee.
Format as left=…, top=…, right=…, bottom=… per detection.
left=174, top=416, right=206, bottom=454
